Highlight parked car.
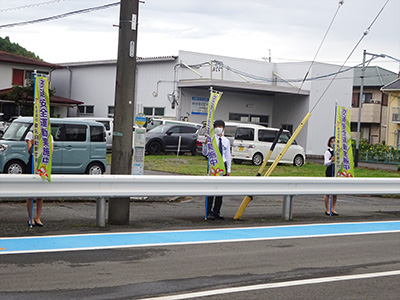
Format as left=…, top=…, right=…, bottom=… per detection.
left=0, top=113, right=6, bottom=137
left=0, top=117, right=107, bottom=174
left=231, top=124, right=305, bottom=166
left=145, top=124, right=200, bottom=155
left=196, top=121, right=250, bottom=155
left=145, top=118, right=201, bottom=132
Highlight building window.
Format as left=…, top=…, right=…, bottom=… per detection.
left=78, top=105, right=94, bottom=115
left=229, top=113, right=269, bottom=126
left=281, top=124, right=293, bottom=134
left=12, top=69, right=24, bottom=86
left=108, top=106, right=114, bottom=117
left=144, top=107, right=165, bottom=117
left=363, top=93, right=373, bottom=104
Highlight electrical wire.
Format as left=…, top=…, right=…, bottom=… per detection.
left=0, top=2, right=120, bottom=29
left=0, top=0, right=67, bottom=13
left=309, top=0, right=390, bottom=113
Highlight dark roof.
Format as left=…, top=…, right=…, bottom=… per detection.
left=0, top=51, right=62, bottom=69
left=381, top=78, right=400, bottom=91
left=353, top=66, right=397, bottom=87
left=51, top=94, right=83, bottom=105
left=0, top=88, right=83, bottom=105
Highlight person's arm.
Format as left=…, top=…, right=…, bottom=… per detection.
left=25, top=131, right=33, bottom=155
left=225, top=138, right=231, bottom=175
left=202, top=138, right=208, bottom=156
left=324, top=150, right=333, bottom=166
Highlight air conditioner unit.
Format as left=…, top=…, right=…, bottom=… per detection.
left=24, top=79, right=32, bottom=87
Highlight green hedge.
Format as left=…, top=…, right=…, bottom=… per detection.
left=354, top=139, right=400, bottom=163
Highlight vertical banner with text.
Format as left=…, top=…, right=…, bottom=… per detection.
left=33, top=75, right=52, bottom=182
left=334, top=105, right=354, bottom=177
left=205, top=90, right=225, bottom=176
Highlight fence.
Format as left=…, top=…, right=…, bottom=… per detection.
left=1, top=174, right=400, bottom=225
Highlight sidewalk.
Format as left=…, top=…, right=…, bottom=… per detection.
left=1, top=193, right=399, bottom=237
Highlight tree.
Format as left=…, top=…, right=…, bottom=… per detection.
left=0, top=81, right=55, bottom=116
left=0, top=36, right=41, bottom=60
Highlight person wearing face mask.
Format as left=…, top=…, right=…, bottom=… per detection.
left=202, top=119, right=231, bottom=220
left=324, top=136, right=338, bottom=216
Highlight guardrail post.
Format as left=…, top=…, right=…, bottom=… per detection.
left=282, top=195, right=293, bottom=220
left=96, top=197, right=106, bottom=227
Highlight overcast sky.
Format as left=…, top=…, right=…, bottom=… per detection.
left=0, top=0, right=399, bottom=72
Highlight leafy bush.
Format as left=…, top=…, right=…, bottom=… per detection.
left=354, top=139, right=400, bottom=163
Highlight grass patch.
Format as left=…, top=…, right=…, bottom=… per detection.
left=141, top=154, right=400, bottom=177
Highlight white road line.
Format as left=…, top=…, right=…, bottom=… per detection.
left=140, top=270, right=400, bottom=300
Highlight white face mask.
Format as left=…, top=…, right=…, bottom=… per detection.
left=214, top=127, right=223, bottom=136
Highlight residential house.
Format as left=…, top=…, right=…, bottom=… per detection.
left=52, top=50, right=354, bottom=155
left=0, top=51, right=83, bottom=120
left=381, top=77, right=400, bottom=148
left=351, top=66, right=398, bottom=144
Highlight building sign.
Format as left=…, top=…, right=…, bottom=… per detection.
left=191, top=97, right=209, bottom=115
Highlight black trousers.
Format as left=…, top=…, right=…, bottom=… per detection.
left=207, top=162, right=227, bottom=214
left=207, top=196, right=222, bottom=214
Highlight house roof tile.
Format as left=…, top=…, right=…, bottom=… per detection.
left=0, top=51, right=62, bottom=69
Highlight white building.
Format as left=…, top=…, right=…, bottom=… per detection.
left=51, top=50, right=354, bottom=155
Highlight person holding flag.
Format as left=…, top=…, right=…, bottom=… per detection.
left=202, top=119, right=231, bottom=220
left=25, top=73, right=53, bottom=227
left=324, top=136, right=338, bottom=216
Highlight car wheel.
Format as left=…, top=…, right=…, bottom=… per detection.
left=5, top=160, right=25, bottom=174
left=252, top=153, right=263, bottom=166
left=148, top=141, right=162, bottom=155
left=191, top=143, right=197, bottom=156
left=233, top=159, right=243, bottom=164
left=293, top=155, right=304, bottom=167
left=86, top=162, right=104, bottom=175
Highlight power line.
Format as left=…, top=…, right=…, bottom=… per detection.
left=0, top=2, right=120, bottom=29
left=310, top=0, right=390, bottom=113
left=0, top=0, right=67, bottom=13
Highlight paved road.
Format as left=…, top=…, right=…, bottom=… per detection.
left=1, top=224, right=399, bottom=299
left=1, top=193, right=400, bottom=299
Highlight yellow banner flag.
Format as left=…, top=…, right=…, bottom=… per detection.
left=205, top=90, right=225, bottom=176
left=33, top=75, right=52, bottom=182
left=334, top=105, right=354, bottom=177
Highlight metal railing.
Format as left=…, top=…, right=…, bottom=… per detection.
left=1, top=174, right=400, bottom=225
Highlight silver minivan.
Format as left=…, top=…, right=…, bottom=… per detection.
left=0, top=117, right=107, bottom=174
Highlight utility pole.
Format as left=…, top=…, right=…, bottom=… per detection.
left=354, top=50, right=386, bottom=167
left=109, top=0, right=139, bottom=225
left=354, top=49, right=366, bottom=168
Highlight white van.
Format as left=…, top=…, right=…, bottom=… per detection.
left=67, top=117, right=113, bottom=150
left=231, top=124, right=305, bottom=166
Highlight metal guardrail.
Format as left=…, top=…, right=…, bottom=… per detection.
left=1, top=175, right=400, bottom=225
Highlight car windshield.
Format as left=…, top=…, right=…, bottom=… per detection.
left=1, top=121, right=30, bottom=141
left=147, top=124, right=169, bottom=134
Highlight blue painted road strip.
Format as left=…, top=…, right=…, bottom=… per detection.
left=1, top=221, right=400, bottom=255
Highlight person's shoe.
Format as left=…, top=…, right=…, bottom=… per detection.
left=207, top=213, right=215, bottom=220
left=34, top=219, right=44, bottom=226
left=325, top=212, right=330, bottom=216
left=27, top=220, right=35, bottom=227
left=213, top=213, right=225, bottom=220
left=331, top=212, right=339, bottom=216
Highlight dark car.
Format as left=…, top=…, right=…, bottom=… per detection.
left=145, top=124, right=200, bottom=155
